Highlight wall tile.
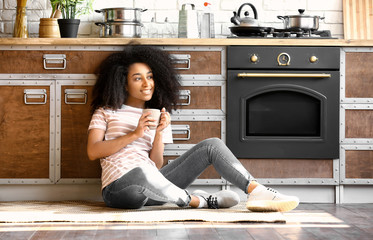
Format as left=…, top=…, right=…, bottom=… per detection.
left=307, top=0, right=342, bottom=11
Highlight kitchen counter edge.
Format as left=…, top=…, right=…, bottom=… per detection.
left=0, top=38, right=373, bottom=47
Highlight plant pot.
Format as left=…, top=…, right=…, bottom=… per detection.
left=57, top=19, right=80, bottom=38
left=39, top=18, right=60, bottom=38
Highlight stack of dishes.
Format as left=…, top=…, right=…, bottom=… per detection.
left=95, top=8, right=147, bottom=38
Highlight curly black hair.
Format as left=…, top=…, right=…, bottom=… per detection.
left=91, top=45, right=181, bottom=114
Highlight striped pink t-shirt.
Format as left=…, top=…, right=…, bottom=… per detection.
left=88, top=105, right=173, bottom=189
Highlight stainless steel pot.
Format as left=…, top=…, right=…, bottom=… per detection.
left=95, top=8, right=147, bottom=22
left=95, top=22, right=143, bottom=38
left=277, top=9, right=324, bottom=30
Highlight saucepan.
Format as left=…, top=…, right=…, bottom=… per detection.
left=277, top=9, right=325, bottom=30
left=95, top=22, right=143, bottom=38
left=95, top=7, right=147, bottom=22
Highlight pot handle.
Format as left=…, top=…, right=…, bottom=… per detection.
left=277, top=16, right=285, bottom=20
left=95, top=22, right=105, bottom=26
left=95, top=9, right=102, bottom=13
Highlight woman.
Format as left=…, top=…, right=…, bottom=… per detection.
left=87, top=45, right=299, bottom=211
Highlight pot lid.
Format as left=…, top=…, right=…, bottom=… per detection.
left=284, top=9, right=318, bottom=18
left=97, top=7, right=147, bottom=11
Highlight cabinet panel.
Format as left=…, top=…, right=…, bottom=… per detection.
left=345, top=52, right=373, bottom=98
left=239, top=159, right=333, bottom=178
left=345, top=110, right=373, bottom=138
left=0, top=51, right=116, bottom=74
left=0, top=85, right=50, bottom=178
left=60, top=86, right=101, bottom=178
left=346, top=150, right=373, bottom=178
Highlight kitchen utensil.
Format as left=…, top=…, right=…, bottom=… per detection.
left=230, top=3, right=259, bottom=27
left=95, top=8, right=147, bottom=23
left=229, top=26, right=273, bottom=37
left=178, top=3, right=199, bottom=38
left=95, top=22, right=143, bottom=38
left=277, top=9, right=325, bottom=31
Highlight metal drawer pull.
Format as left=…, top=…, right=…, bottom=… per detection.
left=64, top=89, right=88, bottom=104
left=168, top=160, right=175, bottom=164
left=43, top=54, right=66, bottom=70
left=237, top=73, right=331, bottom=78
left=170, top=54, right=191, bottom=70
left=172, top=125, right=191, bottom=140
left=177, top=90, right=191, bottom=106
left=24, top=89, right=47, bottom=105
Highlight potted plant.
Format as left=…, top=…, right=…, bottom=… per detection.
left=52, top=0, right=94, bottom=38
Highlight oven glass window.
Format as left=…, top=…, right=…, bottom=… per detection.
left=246, top=90, right=321, bottom=137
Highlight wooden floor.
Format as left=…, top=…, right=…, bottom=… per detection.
left=1, top=203, right=373, bottom=240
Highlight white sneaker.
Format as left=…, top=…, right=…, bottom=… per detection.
left=246, top=185, right=299, bottom=212
left=192, top=190, right=240, bottom=209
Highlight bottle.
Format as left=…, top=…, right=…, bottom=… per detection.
left=148, top=17, right=159, bottom=38
left=162, top=17, right=174, bottom=38
left=200, top=2, right=215, bottom=38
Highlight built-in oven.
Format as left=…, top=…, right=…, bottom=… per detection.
left=227, top=46, right=340, bottom=159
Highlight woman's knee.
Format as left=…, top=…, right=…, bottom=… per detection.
left=200, top=137, right=225, bottom=148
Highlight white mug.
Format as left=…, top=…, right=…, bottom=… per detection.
left=143, top=108, right=161, bottom=130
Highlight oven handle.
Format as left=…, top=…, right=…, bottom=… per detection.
left=237, top=73, right=331, bottom=78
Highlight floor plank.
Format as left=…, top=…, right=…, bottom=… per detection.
left=1, top=204, right=373, bottom=240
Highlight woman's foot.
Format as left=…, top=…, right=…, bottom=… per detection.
left=192, top=190, right=240, bottom=209
left=246, top=185, right=299, bottom=212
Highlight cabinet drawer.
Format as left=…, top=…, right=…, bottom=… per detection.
left=0, top=51, right=115, bottom=74
left=239, top=159, right=334, bottom=179
left=170, top=121, right=222, bottom=145
left=0, top=84, right=50, bottom=179
left=345, top=52, right=373, bottom=98
left=163, top=156, right=221, bottom=179
left=177, top=86, right=221, bottom=109
left=345, top=109, right=373, bottom=138
left=167, top=50, right=221, bottom=75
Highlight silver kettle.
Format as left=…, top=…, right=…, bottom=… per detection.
left=178, top=3, right=199, bottom=38
left=231, top=3, right=259, bottom=27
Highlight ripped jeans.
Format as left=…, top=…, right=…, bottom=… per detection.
left=102, top=138, right=255, bottom=209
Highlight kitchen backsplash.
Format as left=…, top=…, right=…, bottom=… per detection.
left=0, top=0, right=344, bottom=38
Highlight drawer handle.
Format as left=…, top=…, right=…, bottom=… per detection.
left=172, top=124, right=191, bottom=140
left=171, top=54, right=191, bottom=70
left=237, top=73, right=331, bottom=78
left=64, top=89, right=87, bottom=104
left=43, top=54, right=66, bottom=70
left=24, top=89, right=47, bottom=105
left=177, top=90, right=191, bottom=106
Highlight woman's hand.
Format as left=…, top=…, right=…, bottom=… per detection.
left=156, top=108, right=171, bottom=133
left=133, top=111, right=156, bottom=137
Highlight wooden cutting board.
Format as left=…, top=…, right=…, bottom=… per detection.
left=343, top=0, right=373, bottom=39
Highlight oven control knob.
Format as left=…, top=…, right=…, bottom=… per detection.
left=310, top=56, right=318, bottom=63
left=250, top=54, right=259, bottom=63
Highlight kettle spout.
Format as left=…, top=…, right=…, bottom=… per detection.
left=230, top=11, right=240, bottom=25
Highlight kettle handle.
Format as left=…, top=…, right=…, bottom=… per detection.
left=237, top=3, right=257, bottom=20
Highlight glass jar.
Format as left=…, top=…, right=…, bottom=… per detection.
left=13, top=6, right=29, bottom=38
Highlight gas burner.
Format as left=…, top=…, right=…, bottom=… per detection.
left=272, top=29, right=332, bottom=38
left=229, top=27, right=333, bottom=39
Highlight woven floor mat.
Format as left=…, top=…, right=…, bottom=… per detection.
left=0, top=201, right=285, bottom=223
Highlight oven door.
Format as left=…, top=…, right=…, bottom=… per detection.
left=226, top=70, right=339, bottom=159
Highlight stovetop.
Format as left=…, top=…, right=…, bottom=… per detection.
left=229, top=28, right=334, bottom=39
